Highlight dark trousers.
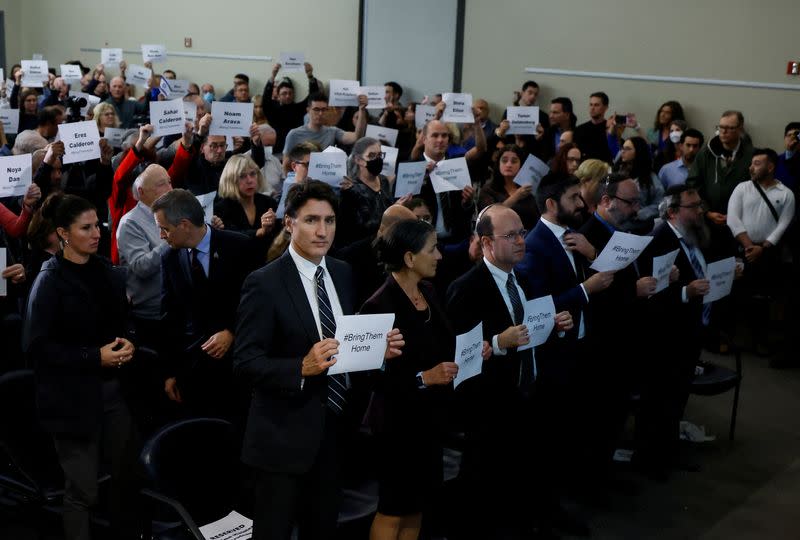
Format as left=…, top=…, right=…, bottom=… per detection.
left=52, top=381, right=139, bottom=540
left=251, top=410, right=342, bottom=540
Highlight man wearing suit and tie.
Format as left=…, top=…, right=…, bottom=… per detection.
left=153, top=188, right=257, bottom=421
left=578, top=173, right=658, bottom=479
left=515, top=172, right=614, bottom=511
left=636, top=185, right=725, bottom=477
left=446, top=204, right=574, bottom=539
left=233, top=180, right=402, bottom=540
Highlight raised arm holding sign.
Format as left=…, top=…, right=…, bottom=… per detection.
left=127, top=64, right=152, bottom=88
left=358, top=86, right=386, bottom=109
left=58, top=121, right=101, bottom=164
left=21, top=60, right=48, bottom=87
left=415, top=104, right=437, bottom=130
left=441, top=93, right=474, bottom=124
left=101, top=48, right=123, bottom=66
left=329, top=79, right=360, bottom=107
left=141, top=44, right=167, bottom=63
left=209, top=102, right=254, bottom=137
left=506, top=106, right=539, bottom=135
left=150, top=99, right=186, bottom=137
left=279, top=52, right=305, bottom=72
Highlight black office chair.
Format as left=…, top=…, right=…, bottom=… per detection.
left=0, top=369, right=64, bottom=509
left=138, top=417, right=241, bottom=540
left=690, top=346, right=743, bottom=441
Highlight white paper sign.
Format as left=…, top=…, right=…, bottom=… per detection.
left=328, top=79, right=360, bottom=107
left=381, top=145, right=398, bottom=177
left=358, top=86, right=385, bottom=109
left=275, top=178, right=295, bottom=219
left=394, top=161, right=427, bottom=198
left=506, top=106, right=539, bottom=135
left=68, top=91, right=101, bottom=117
left=652, top=249, right=680, bottom=294
left=102, top=127, right=128, bottom=148
left=0, top=154, right=33, bottom=197
left=454, top=322, right=483, bottom=389
left=209, top=101, right=253, bottom=137
left=101, top=48, right=123, bottom=66
left=518, top=295, right=556, bottom=352
left=183, top=100, right=197, bottom=126
left=590, top=231, right=653, bottom=272
left=365, top=125, right=398, bottom=147
left=141, top=44, right=167, bottom=63
left=21, top=60, right=49, bottom=87
left=308, top=151, right=347, bottom=186
left=0, top=109, right=20, bottom=135
left=60, top=64, right=82, bottom=83
left=0, top=69, right=4, bottom=83
left=58, top=121, right=101, bottom=164
left=0, top=248, right=6, bottom=297
left=704, top=257, right=735, bottom=304
left=159, top=77, right=189, bottom=99
left=127, top=64, right=152, bottom=88
left=415, top=104, right=437, bottom=130
left=429, top=157, right=470, bottom=193
left=195, top=191, right=216, bottom=224
left=279, top=52, right=305, bottom=72
left=513, top=153, right=550, bottom=190
left=150, top=99, right=186, bottom=137
left=441, top=93, right=474, bottom=124
left=198, top=510, right=252, bottom=540
left=328, top=314, right=395, bottom=375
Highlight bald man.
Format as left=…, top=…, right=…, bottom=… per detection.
left=117, top=164, right=173, bottom=341
left=336, top=203, right=417, bottom=306
left=105, top=76, right=148, bottom=128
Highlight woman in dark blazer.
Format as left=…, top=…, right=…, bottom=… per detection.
left=22, top=193, right=139, bottom=540
left=214, top=154, right=278, bottom=256
left=360, top=219, right=460, bottom=540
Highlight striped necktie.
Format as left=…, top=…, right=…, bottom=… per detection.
left=680, top=239, right=712, bottom=326
left=508, top=273, right=535, bottom=386
left=315, top=266, right=348, bottom=414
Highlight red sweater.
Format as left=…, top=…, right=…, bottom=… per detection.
left=0, top=203, right=32, bottom=238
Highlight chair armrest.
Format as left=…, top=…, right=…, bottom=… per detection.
left=140, top=488, right=205, bottom=540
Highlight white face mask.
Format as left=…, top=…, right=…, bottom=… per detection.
left=669, top=131, right=683, bottom=144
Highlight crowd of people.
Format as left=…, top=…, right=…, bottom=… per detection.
left=1, top=56, right=799, bottom=540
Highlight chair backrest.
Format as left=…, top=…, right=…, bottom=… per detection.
left=0, top=369, right=63, bottom=495
left=139, top=418, right=238, bottom=521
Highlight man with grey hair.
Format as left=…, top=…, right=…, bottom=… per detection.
left=153, top=189, right=257, bottom=420
left=105, top=75, right=149, bottom=128
left=117, top=164, right=173, bottom=348
left=249, top=123, right=284, bottom=197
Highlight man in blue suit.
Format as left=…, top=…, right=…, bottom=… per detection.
left=515, top=172, right=614, bottom=510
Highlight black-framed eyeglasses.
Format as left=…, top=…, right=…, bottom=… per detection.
left=716, top=124, right=740, bottom=132
left=364, top=151, right=386, bottom=160
left=293, top=160, right=310, bottom=167
left=613, top=195, right=640, bottom=207
left=493, top=229, right=527, bottom=241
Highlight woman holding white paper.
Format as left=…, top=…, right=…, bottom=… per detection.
left=93, top=102, right=120, bottom=137
left=477, top=144, right=540, bottom=230
left=361, top=219, right=459, bottom=540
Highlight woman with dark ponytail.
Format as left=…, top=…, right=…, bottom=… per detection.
left=23, top=193, right=139, bottom=540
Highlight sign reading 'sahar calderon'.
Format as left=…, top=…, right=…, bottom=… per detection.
left=209, top=101, right=253, bottom=137
left=150, top=99, right=186, bottom=137
left=58, top=121, right=101, bottom=165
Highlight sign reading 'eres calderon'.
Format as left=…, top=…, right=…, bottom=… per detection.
left=58, top=121, right=101, bottom=165
left=209, top=101, right=253, bottom=137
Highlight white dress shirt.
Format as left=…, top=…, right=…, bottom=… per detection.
left=540, top=217, right=588, bottom=339
left=667, top=221, right=707, bottom=304
left=288, top=243, right=345, bottom=340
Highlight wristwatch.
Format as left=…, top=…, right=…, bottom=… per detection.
left=416, top=371, right=426, bottom=389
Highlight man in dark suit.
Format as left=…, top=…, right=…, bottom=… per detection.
left=447, top=204, right=574, bottom=538
left=636, top=185, right=719, bottom=476
left=153, top=189, right=257, bottom=421
left=578, top=173, right=658, bottom=477
left=233, top=181, right=402, bottom=540
left=516, top=172, right=615, bottom=507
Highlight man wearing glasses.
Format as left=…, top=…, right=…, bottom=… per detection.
left=446, top=204, right=575, bottom=539
left=688, top=110, right=754, bottom=227
left=579, top=173, right=660, bottom=481
left=281, top=91, right=368, bottom=166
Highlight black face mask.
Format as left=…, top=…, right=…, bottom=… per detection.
left=365, top=156, right=384, bottom=176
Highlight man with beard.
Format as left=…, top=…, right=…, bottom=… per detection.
left=636, top=185, right=720, bottom=477
left=579, top=173, right=658, bottom=482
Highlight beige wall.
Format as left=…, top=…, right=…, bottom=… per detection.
left=4, top=0, right=798, bottom=148
left=462, top=0, right=800, bottom=149
left=7, top=0, right=359, bottom=101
